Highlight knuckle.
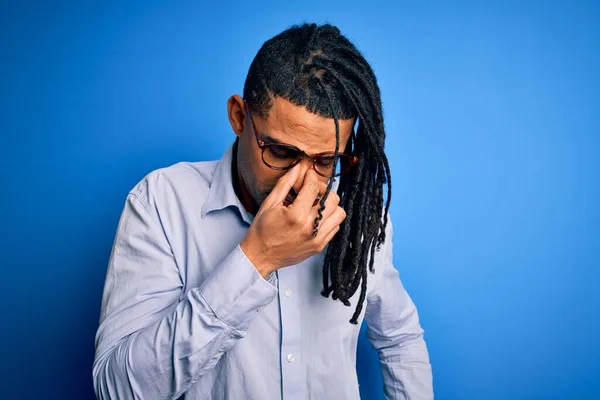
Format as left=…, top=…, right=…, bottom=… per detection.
left=295, top=216, right=312, bottom=235
left=287, top=210, right=304, bottom=226
left=302, top=226, right=312, bottom=238
left=317, top=241, right=327, bottom=253
left=308, top=182, right=319, bottom=194
left=329, top=193, right=340, bottom=206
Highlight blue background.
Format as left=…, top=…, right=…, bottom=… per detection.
left=1, top=1, right=599, bottom=399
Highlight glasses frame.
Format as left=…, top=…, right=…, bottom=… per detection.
left=244, top=102, right=358, bottom=178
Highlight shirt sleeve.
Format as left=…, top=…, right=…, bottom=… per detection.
left=93, top=193, right=278, bottom=400
left=364, top=219, right=434, bottom=400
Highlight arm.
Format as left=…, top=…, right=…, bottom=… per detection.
left=93, top=193, right=277, bottom=400
left=364, top=220, right=433, bottom=400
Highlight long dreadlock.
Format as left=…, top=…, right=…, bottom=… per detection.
left=243, top=23, right=392, bottom=324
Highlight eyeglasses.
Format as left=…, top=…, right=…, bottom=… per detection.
left=244, top=102, right=358, bottom=178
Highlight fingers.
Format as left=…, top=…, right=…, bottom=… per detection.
left=311, top=181, right=329, bottom=207
left=313, top=189, right=340, bottom=220
left=292, top=170, right=325, bottom=215
left=320, top=225, right=341, bottom=251
left=292, top=170, right=321, bottom=214
left=306, top=190, right=340, bottom=237
left=262, top=164, right=301, bottom=208
left=314, top=206, right=346, bottom=240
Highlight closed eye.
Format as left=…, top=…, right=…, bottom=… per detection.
left=316, top=156, right=335, bottom=167
left=268, top=144, right=299, bottom=159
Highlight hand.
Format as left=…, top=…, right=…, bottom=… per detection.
left=240, top=165, right=346, bottom=278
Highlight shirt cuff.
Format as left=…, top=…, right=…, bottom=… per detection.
left=197, top=245, right=278, bottom=331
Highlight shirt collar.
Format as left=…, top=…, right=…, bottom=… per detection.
left=201, top=142, right=254, bottom=224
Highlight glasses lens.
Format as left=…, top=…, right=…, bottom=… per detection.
left=263, top=144, right=301, bottom=169
left=315, top=154, right=352, bottom=177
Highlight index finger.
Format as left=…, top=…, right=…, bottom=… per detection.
left=291, top=170, right=325, bottom=214
left=261, top=163, right=301, bottom=208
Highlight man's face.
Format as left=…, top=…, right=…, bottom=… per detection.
left=227, top=95, right=355, bottom=213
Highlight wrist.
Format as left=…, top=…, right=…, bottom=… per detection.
left=240, top=238, right=277, bottom=278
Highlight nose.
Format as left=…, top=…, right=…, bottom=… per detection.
left=291, top=157, right=316, bottom=195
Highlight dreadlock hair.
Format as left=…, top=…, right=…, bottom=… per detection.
left=243, top=23, right=392, bottom=324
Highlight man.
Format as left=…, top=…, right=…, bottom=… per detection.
left=93, top=23, right=433, bottom=399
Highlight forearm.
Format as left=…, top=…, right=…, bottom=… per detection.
left=93, top=289, right=235, bottom=400
left=377, top=328, right=433, bottom=400
left=364, top=219, right=433, bottom=399
left=93, top=245, right=277, bottom=400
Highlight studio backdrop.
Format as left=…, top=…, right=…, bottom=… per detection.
left=1, top=1, right=598, bottom=399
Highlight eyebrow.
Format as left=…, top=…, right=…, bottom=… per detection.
left=260, top=131, right=345, bottom=156
left=257, top=126, right=345, bottom=155
left=261, top=133, right=288, bottom=146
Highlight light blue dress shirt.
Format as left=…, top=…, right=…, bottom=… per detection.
left=93, top=144, right=433, bottom=400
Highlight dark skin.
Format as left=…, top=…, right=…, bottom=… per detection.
left=226, top=94, right=355, bottom=277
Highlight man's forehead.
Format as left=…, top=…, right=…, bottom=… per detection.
left=266, top=98, right=332, bottom=126
left=259, top=98, right=354, bottom=150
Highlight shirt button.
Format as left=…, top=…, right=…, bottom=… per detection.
left=284, top=288, right=293, bottom=297
left=257, top=306, right=264, bottom=312
left=286, top=353, right=295, bottom=363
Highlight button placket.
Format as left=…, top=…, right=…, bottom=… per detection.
left=277, top=266, right=305, bottom=397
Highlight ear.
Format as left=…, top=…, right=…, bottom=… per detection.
left=227, top=94, right=246, bottom=138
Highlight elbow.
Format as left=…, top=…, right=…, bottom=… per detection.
left=93, top=352, right=121, bottom=400
left=93, top=346, right=137, bottom=400
left=372, top=326, right=431, bottom=367
left=376, top=327, right=426, bottom=353
left=368, top=307, right=427, bottom=352
left=92, top=353, right=111, bottom=400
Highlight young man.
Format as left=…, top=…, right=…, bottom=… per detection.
left=93, top=23, right=433, bottom=400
